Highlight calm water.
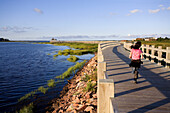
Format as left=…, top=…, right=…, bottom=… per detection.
left=0, top=42, right=94, bottom=113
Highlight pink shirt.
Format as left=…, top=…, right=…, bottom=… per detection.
left=131, top=49, right=142, bottom=60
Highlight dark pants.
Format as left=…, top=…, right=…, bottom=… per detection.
left=131, top=67, right=139, bottom=82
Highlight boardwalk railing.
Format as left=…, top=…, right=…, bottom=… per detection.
left=123, top=42, right=170, bottom=68
left=97, top=42, right=116, bottom=113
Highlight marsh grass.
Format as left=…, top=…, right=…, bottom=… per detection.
left=84, top=81, right=96, bottom=92
left=54, top=49, right=95, bottom=57
left=53, top=42, right=98, bottom=50
left=56, top=60, right=86, bottom=79
left=47, top=79, right=56, bottom=87
left=38, top=86, right=48, bottom=94
left=16, top=103, right=34, bottom=113
left=67, top=55, right=79, bottom=62
left=18, top=90, right=37, bottom=102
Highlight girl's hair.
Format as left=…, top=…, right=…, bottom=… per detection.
left=133, top=41, right=141, bottom=49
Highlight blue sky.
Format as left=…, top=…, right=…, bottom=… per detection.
left=0, top=0, right=170, bottom=40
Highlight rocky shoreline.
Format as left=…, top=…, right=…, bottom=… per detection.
left=46, top=55, right=98, bottom=113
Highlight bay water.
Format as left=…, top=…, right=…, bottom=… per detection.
left=0, top=42, right=94, bottom=112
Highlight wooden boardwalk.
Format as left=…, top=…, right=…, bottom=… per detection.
left=101, top=42, right=170, bottom=113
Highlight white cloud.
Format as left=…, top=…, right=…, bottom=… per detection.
left=167, top=7, right=170, bottom=10
left=130, top=9, right=141, bottom=13
left=34, top=8, right=43, bottom=14
left=149, top=9, right=160, bottom=13
left=0, top=26, right=33, bottom=33
left=127, top=9, right=142, bottom=16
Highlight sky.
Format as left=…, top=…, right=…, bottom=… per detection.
left=0, top=0, right=170, bottom=40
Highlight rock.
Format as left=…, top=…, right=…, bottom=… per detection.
left=73, top=103, right=79, bottom=107
left=86, top=98, right=94, bottom=104
left=58, top=109, right=64, bottom=113
left=92, top=94, right=97, bottom=99
left=75, top=97, right=80, bottom=104
left=85, top=92, right=92, bottom=99
left=72, top=95, right=76, bottom=101
left=76, top=81, right=85, bottom=89
left=76, top=104, right=87, bottom=112
left=92, top=101, right=97, bottom=106
left=84, top=106, right=94, bottom=112
left=66, top=104, right=73, bottom=112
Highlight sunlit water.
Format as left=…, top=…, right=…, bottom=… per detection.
left=0, top=42, right=94, bottom=112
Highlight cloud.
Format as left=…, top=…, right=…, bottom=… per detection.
left=34, top=8, right=43, bottom=14
left=130, top=9, right=141, bottom=13
left=149, top=9, right=160, bottom=13
left=167, top=7, right=170, bottom=10
left=127, top=9, right=142, bottom=16
left=0, top=26, right=33, bottom=33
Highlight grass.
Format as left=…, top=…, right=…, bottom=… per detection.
left=38, top=86, right=48, bottom=94
left=137, top=40, right=170, bottom=49
left=47, top=79, right=56, bottom=87
left=18, top=90, right=37, bottom=102
left=56, top=60, right=86, bottom=79
left=67, top=55, right=79, bottom=62
left=53, top=49, right=96, bottom=57
left=81, top=68, right=97, bottom=82
left=38, top=42, right=98, bottom=57
left=84, top=81, right=96, bottom=92
left=16, top=103, right=34, bottom=113
left=53, top=42, right=98, bottom=50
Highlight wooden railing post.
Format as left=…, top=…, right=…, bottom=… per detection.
left=146, top=45, right=149, bottom=60
left=97, top=62, right=106, bottom=80
left=158, top=46, right=162, bottom=65
left=166, top=47, right=170, bottom=68
left=151, top=45, right=155, bottom=62
left=98, top=79, right=114, bottom=113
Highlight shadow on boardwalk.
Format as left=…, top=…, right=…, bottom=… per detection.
left=110, top=46, right=170, bottom=113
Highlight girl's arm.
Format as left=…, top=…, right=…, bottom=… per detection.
left=129, top=52, right=132, bottom=59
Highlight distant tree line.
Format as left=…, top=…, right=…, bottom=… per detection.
left=0, top=38, right=10, bottom=41
left=156, top=37, right=169, bottom=41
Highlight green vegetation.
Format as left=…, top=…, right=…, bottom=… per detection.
left=81, top=69, right=97, bottom=82
left=53, top=42, right=98, bottom=51
left=67, top=55, right=79, bottom=62
left=53, top=49, right=96, bottom=57
left=135, top=37, right=170, bottom=49
left=18, top=90, right=37, bottom=102
left=38, top=42, right=98, bottom=57
left=56, top=60, right=86, bottom=79
left=16, top=103, right=34, bottom=113
left=84, top=81, right=96, bottom=92
left=141, top=41, right=170, bottom=49
left=38, top=86, right=48, bottom=94
left=47, top=79, right=56, bottom=87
